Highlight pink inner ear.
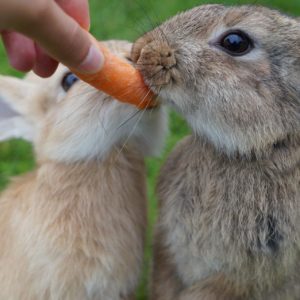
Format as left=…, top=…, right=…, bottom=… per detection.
left=0, top=97, right=20, bottom=119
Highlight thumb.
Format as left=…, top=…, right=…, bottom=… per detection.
left=14, top=0, right=103, bottom=74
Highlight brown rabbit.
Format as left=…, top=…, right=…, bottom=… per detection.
left=132, top=4, right=300, bottom=300
left=0, top=40, right=167, bottom=300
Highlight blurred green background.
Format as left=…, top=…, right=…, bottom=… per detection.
left=0, top=0, right=299, bottom=299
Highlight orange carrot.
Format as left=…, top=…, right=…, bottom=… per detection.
left=73, top=42, right=157, bottom=109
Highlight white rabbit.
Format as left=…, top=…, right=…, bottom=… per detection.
left=0, top=40, right=167, bottom=300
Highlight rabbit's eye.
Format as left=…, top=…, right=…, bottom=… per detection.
left=218, top=30, right=253, bottom=56
left=62, top=73, right=79, bottom=92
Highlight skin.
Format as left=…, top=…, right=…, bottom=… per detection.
left=0, top=0, right=104, bottom=77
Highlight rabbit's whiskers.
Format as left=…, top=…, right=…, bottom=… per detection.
left=115, top=87, right=156, bottom=160
left=115, top=109, right=142, bottom=131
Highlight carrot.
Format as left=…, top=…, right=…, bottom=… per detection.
left=72, top=42, right=157, bottom=109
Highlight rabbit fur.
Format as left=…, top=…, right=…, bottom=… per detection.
left=0, top=40, right=167, bottom=300
left=132, top=4, right=300, bottom=300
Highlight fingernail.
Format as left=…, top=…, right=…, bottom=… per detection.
left=78, top=44, right=104, bottom=73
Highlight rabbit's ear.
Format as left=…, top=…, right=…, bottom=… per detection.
left=0, top=75, right=38, bottom=142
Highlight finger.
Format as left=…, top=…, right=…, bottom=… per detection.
left=1, top=31, right=36, bottom=72
left=33, top=45, right=59, bottom=78
left=55, top=0, right=90, bottom=30
left=13, top=0, right=103, bottom=74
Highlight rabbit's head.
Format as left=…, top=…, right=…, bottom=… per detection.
left=132, top=5, right=300, bottom=157
left=0, top=41, right=167, bottom=162
left=0, top=41, right=167, bottom=163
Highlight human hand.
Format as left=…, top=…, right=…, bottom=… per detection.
left=0, top=0, right=104, bottom=77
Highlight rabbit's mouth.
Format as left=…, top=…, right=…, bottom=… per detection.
left=141, top=94, right=161, bottom=110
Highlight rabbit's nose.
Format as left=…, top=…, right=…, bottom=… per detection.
left=138, top=42, right=176, bottom=70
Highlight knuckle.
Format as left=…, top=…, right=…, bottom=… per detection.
left=22, top=0, right=51, bottom=26
left=65, top=25, right=90, bottom=66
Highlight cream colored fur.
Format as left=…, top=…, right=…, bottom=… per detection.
left=0, top=40, right=167, bottom=300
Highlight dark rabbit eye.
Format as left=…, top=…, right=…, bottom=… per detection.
left=62, top=73, right=79, bottom=92
left=218, top=30, right=253, bottom=56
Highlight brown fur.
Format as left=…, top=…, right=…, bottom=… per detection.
left=152, top=137, right=300, bottom=299
left=132, top=4, right=300, bottom=300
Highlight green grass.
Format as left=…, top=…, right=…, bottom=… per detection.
left=0, top=0, right=299, bottom=299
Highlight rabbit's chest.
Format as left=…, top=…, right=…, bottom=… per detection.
left=160, top=144, right=300, bottom=286
left=7, top=168, right=147, bottom=300
left=163, top=192, right=230, bottom=285
left=163, top=183, right=298, bottom=287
